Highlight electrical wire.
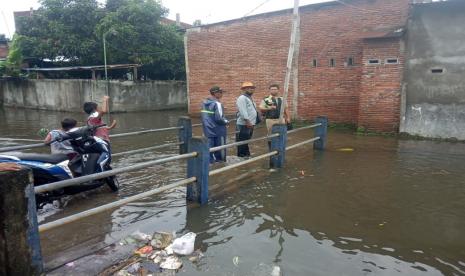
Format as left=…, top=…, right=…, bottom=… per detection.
left=243, top=0, right=275, bottom=17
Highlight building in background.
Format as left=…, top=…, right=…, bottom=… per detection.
left=185, top=0, right=410, bottom=133
left=0, top=35, right=8, bottom=61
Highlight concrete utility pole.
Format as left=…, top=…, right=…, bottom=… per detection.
left=292, top=14, right=301, bottom=120
left=280, top=0, right=300, bottom=122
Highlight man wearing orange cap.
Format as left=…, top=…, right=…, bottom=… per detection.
left=236, top=81, right=261, bottom=157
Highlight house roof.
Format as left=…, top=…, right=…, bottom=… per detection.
left=160, top=18, right=192, bottom=29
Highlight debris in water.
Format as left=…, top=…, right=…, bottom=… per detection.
left=115, top=231, right=199, bottom=275
left=269, top=168, right=277, bottom=172
left=126, top=262, right=141, bottom=274
left=338, top=148, right=354, bottom=152
left=141, top=261, right=161, bottom=273
left=151, top=231, right=174, bottom=249
left=300, top=170, right=305, bottom=176
left=65, top=262, right=75, bottom=267
left=171, top=232, right=196, bottom=255
left=271, top=265, right=282, bottom=276
left=131, top=230, right=152, bottom=242
left=188, top=249, right=204, bottom=263
left=233, top=256, right=240, bottom=267
left=135, top=245, right=153, bottom=257
left=160, top=255, right=183, bottom=270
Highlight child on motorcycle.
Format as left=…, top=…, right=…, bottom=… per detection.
left=44, top=118, right=78, bottom=157
left=83, top=96, right=117, bottom=173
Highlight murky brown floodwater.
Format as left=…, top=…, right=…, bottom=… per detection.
left=0, top=107, right=464, bottom=276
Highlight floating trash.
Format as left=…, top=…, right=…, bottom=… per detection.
left=131, top=230, right=152, bottom=242
left=337, top=148, right=354, bottom=152
left=116, top=231, right=200, bottom=275
left=65, top=262, right=75, bottom=267
left=171, top=232, right=196, bottom=255
left=188, top=249, right=204, bottom=263
left=160, top=255, right=183, bottom=270
left=151, top=231, right=174, bottom=249
left=126, top=262, right=141, bottom=274
left=233, top=256, right=240, bottom=267
left=135, top=245, right=153, bottom=257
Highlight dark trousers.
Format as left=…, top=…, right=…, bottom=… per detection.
left=236, top=124, right=254, bottom=157
left=208, top=136, right=226, bottom=163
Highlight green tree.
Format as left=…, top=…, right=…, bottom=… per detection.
left=16, top=0, right=185, bottom=79
left=2, top=35, right=24, bottom=77
left=17, top=0, right=103, bottom=65
left=96, top=0, right=185, bottom=79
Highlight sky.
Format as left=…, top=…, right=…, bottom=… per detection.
left=0, top=0, right=332, bottom=38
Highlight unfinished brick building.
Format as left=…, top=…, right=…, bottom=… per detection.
left=185, top=0, right=410, bottom=132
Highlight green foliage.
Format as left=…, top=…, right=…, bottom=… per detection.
left=3, top=35, right=24, bottom=77
left=16, top=0, right=185, bottom=79
left=18, top=0, right=103, bottom=65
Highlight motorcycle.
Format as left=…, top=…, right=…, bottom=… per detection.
left=0, top=124, right=118, bottom=208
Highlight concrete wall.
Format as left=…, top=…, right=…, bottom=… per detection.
left=0, top=79, right=187, bottom=112
left=401, top=0, right=465, bottom=139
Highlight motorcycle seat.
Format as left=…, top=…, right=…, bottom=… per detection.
left=7, top=153, right=69, bottom=164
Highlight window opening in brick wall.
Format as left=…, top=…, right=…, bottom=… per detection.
left=347, top=57, right=355, bottom=66
left=368, top=59, right=380, bottom=65
left=312, top=59, right=318, bottom=67
left=329, top=58, right=336, bottom=67
left=386, top=58, right=399, bottom=64
left=431, top=68, right=444, bottom=74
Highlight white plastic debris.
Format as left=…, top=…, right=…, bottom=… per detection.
left=233, top=256, right=240, bottom=267
left=131, top=230, right=152, bottom=241
left=271, top=265, right=282, bottom=276
left=171, top=232, right=196, bottom=255
left=160, top=256, right=182, bottom=270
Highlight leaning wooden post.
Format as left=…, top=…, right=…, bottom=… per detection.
left=313, top=116, right=328, bottom=150
left=0, top=168, right=43, bottom=275
left=186, top=137, right=209, bottom=205
left=178, top=116, right=192, bottom=154
left=270, top=124, right=288, bottom=168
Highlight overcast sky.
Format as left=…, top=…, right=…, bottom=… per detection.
left=0, top=0, right=332, bottom=38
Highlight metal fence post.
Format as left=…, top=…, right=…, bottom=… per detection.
left=178, top=116, right=192, bottom=154
left=270, top=124, right=288, bottom=168
left=0, top=168, right=43, bottom=275
left=314, top=116, right=328, bottom=150
left=186, top=137, right=209, bottom=205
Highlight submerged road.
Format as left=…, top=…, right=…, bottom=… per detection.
left=1, top=107, right=464, bottom=275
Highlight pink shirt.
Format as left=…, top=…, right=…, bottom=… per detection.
left=87, top=112, right=110, bottom=141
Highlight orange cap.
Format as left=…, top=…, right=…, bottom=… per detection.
left=241, top=81, right=256, bottom=90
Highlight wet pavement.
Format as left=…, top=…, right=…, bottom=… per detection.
left=0, top=107, right=464, bottom=275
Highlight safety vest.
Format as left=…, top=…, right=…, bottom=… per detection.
left=263, top=95, right=282, bottom=119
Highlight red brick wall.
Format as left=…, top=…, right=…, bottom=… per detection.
left=359, top=38, right=404, bottom=132
left=186, top=0, right=410, bottom=131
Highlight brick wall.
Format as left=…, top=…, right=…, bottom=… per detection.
left=186, top=0, right=410, bottom=131
left=359, top=38, right=404, bottom=132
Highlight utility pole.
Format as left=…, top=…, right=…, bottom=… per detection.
left=280, top=0, right=300, bottom=122
left=292, top=14, right=301, bottom=120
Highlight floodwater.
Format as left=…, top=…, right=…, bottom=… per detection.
left=0, top=107, right=464, bottom=276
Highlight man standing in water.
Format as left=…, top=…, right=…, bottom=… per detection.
left=236, top=82, right=260, bottom=157
left=201, top=86, right=229, bottom=163
left=259, top=84, right=290, bottom=135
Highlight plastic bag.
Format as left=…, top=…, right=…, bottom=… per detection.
left=171, top=232, right=196, bottom=255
